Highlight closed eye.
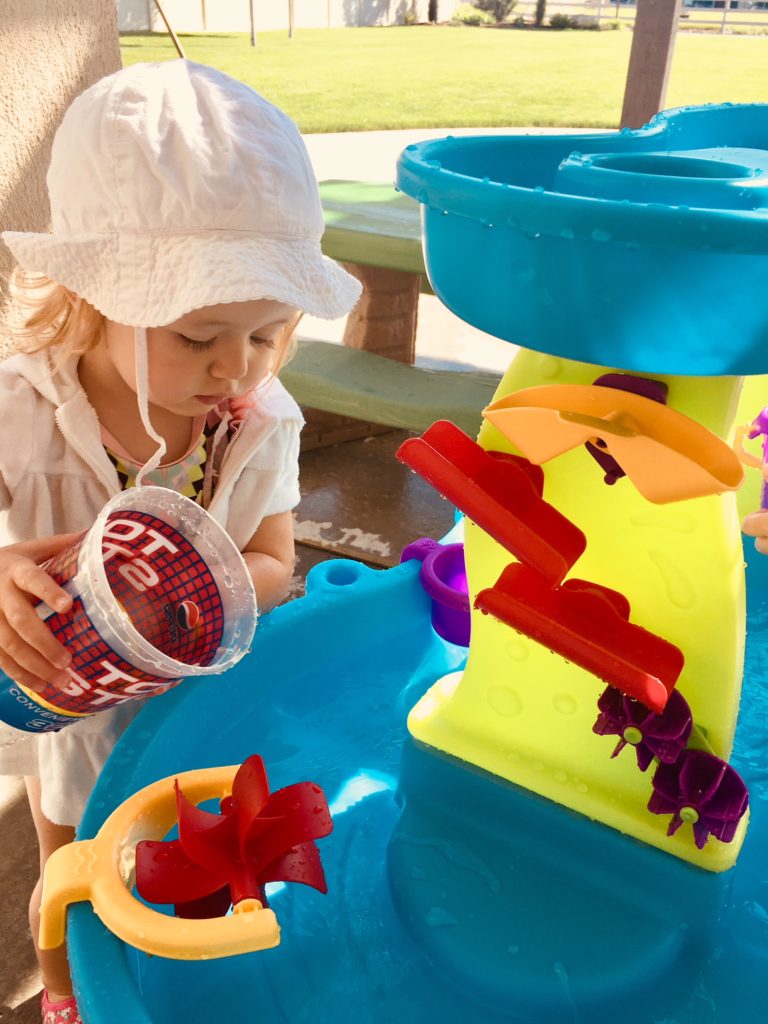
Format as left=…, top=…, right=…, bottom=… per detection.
left=179, top=335, right=215, bottom=352
left=178, top=334, right=277, bottom=351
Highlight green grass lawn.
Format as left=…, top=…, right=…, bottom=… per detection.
left=120, top=26, right=768, bottom=132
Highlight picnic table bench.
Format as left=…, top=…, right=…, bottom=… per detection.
left=287, top=180, right=501, bottom=448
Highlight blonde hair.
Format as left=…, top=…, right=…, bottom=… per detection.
left=9, top=267, right=301, bottom=375
left=8, top=268, right=104, bottom=359
left=275, top=313, right=301, bottom=371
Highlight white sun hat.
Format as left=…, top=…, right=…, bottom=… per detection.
left=2, top=60, right=361, bottom=325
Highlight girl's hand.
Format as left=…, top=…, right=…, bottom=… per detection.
left=742, top=510, right=768, bottom=555
left=0, top=533, right=81, bottom=693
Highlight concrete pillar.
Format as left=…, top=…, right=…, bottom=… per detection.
left=0, top=1, right=121, bottom=356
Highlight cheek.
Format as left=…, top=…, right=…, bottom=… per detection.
left=106, top=340, right=138, bottom=391
left=249, top=347, right=279, bottom=378
left=146, top=340, right=199, bottom=392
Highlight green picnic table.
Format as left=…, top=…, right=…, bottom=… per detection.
left=282, top=180, right=500, bottom=445
left=318, top=179, right=429, bottom=287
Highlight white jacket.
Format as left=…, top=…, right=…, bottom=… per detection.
left=0, top=348, right=304, bottom=550
left=0, top=348, right=304, bottom=825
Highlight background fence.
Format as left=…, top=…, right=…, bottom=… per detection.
left=512, top=0, right=768, bottom=33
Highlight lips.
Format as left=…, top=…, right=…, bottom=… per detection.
left=194, top=394, right=230, bottom=405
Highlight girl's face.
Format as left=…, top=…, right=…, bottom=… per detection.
left=104, top=299, right=299, bottom=415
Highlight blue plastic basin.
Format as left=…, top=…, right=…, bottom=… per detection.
left=67, top=554, right=768, bottom=1024
left=395, top=104, right=768, bottom=375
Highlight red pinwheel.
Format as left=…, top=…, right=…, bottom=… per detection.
left=593, top=686, right=693, bottom=771
left=135, top=755, right=333, bottom=918
left=648, top=749, right=749, bottom=849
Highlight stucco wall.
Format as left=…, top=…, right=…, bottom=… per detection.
left=0, top=1, right=121, bottom=356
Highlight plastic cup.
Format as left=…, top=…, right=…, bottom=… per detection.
left=0, top=487, right=257, bottom=734
left=401, top=538, right=471, bottom=647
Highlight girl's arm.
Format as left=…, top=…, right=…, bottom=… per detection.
left=241, top=511, right=296, bottom=613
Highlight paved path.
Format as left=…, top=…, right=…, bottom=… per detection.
left=300, top=127, right=581, bottom=376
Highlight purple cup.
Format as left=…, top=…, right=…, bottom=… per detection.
left=401, top=539, right=471, bottom=647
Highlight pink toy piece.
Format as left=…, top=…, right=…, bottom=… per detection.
left=396, top=420, right=586, bottom=585
left=475, top=565, right=685, bottom=714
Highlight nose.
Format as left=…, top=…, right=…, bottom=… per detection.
left=209, top=337, right=250, bottom=383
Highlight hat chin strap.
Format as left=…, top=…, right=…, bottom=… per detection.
left=133, top=326, right=167, bottom=485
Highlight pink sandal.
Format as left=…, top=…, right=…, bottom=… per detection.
left=41, top=990, right=82, bottom=1024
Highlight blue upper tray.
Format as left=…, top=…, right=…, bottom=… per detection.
left=396, top=103, right=768, bottom=375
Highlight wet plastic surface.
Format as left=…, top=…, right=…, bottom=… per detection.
left=395, top=104, right=768, bottom=375
left=68, top=553, right=768, bottom=1024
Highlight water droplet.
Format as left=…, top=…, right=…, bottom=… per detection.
left=426, top=906, right=459, bottom=928
left=560, top=227, right=574, bottom=240
left=534, top=185, right=545, bottom=194
left=487, top=685, right=523, bottom=717
left=553, top=693, right=578, bottom=716
left=590, top=228, right=612, bottom=242
left=505, top=635, right=530, bottom=661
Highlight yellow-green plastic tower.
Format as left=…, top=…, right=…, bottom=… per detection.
left=408, top=350, right=756, bottom=871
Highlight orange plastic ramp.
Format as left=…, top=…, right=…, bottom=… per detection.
left=484, top=384, right=744, bottom=504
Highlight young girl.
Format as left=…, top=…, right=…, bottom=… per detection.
left=0, top=60, right=360, bottom=1024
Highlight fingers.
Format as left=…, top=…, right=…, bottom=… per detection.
left=742, top=511, right=768, bottom=555
left=0, top=613, right=71, bottom=692
left=12, top=532, right=83, bottom=565
left=742, top=511, right=768, bottom=536
left=0, top=646, right=56, bottom=695
left=0, top=564, right=73, bottom=693
left=0, top=536, right=82, bottom=696
left=0, top=600, right=72, bottom=691
left=9, top=559, right=72, bottom=615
